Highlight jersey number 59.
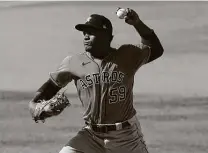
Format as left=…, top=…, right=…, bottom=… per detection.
left=109, top=85, right=126, bottom=104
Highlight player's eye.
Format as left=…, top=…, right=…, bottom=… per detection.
left=83, top=31, right=94, bottom=36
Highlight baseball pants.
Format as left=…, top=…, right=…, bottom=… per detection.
left=59, top=115, right=149, bottom=153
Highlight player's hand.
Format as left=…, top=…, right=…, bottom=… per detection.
left=124, top=8, right=141, bottom=26
left=29, top=92, right=70, bottom=123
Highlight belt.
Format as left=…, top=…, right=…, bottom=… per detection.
left=85, top=121, right=131, bottom=133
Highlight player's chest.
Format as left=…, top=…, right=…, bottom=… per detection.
left=74, top=60, right=126, bottom=90
left=73, top=59, right=118, bottom=78
left=71, top=53, right=128, bottom=82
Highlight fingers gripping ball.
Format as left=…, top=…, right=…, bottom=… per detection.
left=31, top=92, right=71, bottom=123
left=116, top=8, right=127, bottom=19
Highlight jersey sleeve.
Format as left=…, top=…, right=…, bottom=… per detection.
left=117, top=42, right=151, bottom=73
left=49, top=56, right=73, bottom=88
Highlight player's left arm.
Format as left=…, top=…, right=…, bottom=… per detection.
left=29, top=56, right=73, bottom=120
left=30, top=56, right=73, bottom=104
left=125, top=8, right=164, bottom=63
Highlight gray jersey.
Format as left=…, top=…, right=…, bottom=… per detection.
left=49, top=44, right=150, bottom=124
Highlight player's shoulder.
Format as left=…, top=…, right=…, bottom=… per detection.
left=116, top=44, right=143, bottom=54
left=62, top=52, right=88, bottom=62
left=115, top=44, right=151, bottom=62
left=59, top=52, right=92, bottom=68
left=117, top=43, right=151, bottom=53
left=72, top=52, right=91, bottom=62
left=118, top=44, right=141, bottom=50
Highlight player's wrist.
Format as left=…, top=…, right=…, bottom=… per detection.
left=133, top=18, right=142, bottom=27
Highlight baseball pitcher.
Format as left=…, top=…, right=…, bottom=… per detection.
left=29, top=8, right=164, bottom=153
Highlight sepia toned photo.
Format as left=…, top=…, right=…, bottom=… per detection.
left=0, top=1, right=207, bottom=153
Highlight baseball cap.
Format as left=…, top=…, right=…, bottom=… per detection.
left=75, top=14, right=113, bottom=36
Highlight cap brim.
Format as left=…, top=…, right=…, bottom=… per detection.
left=75, top=24, right=103, bottom=32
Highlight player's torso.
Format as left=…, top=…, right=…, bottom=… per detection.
left=70, top=51, right=136, bottom=124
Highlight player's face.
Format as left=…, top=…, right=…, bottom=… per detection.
left=83, top=28, right=111, bottom=57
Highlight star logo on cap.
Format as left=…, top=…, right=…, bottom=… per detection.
left=103, top=25, right=107, bottom=29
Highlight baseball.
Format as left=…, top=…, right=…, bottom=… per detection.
left=116, top=8, right=127, bottom=19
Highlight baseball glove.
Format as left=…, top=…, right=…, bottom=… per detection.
left=30, top=92, right=71, bottom=123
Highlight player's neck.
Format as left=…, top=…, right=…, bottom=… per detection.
left=90, top=46, right=112, bottom=60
